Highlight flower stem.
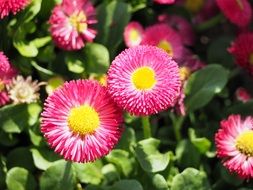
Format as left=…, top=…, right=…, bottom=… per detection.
left=142, top=116, right=152, bottom=138
left=170, top=113, right=185, bottom=142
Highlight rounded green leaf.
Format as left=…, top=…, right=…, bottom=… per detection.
left=110, top=180, right=143, bottom=190
left=39, top=160, right=76, bottom=190
left=135, top=138, right=170, bottom=173
left=185, top=64, right=229, bottom=112
left=171, top=168, right=211, bottom=190
left=6, top=167, right=36, bottom=190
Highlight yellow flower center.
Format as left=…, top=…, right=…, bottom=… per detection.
left=130, top=29, right=140, bottom=42
left=131, top=66, right=156, bottom=90
left=236, top=0, right=244, bottom=10
left=184, top=0, right=204, bottom=13
left=67, top=105, right=100, bottom=135
left=179, top=66, right=191, bottom=81
left=157, top=40, right=173, bottom=56
left=0, top=80, right=5, bottom=92
left=69, top=11, right=87, bottom=33
left=236, top=131, right=253, bottom=157
left=249, top=53, right=253, bottom=65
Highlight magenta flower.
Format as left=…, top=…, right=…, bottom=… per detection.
left=228, top=32, right=253, bottom=75
left=216, top=0, right=252, bottom=27
left=41, top=80, right=123, bottom=163
left=0, top=0, right=30, bottom=19
left=123, top=21, right=144, bottom=48
left=107, top=45, right=181, bottom=116
left=0, top=52, right=17, bottom=106
left=154, top=0, right=175, bottom=4
left=158, top=14, right=195, bottom=46
left=236, top=87, right=251, bottom=103
left=215, top=115, right=253, bottom=178
left=49, top=0, right=97, bottom=51
left=141, top=23, right=184, bottom=61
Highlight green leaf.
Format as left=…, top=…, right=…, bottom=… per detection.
left=0, top=131, right=19, bottom=146
left=188, top=128, right=211, bottom=154
left=73, top=160, right=103, bottom=185
left=135, top=138, right=170, bottom=173
left=171, top=168, right=211, bottom=190
left=0, top=156, right=7, bottom=189
left=106, top=149, right=134, bottom=177
left=39, top=160, right=76, bottom=190
left=0, top=103, right=41, bottom=133
left=225, top=100, right=253, bottom=116
left=96, top=1, right=131, bottom=56
left=65, top=52, right=85, bottom=74
left=185, top=64, right=229, bottom=112
left=150, top=174, right=168, bottom=190
left=220, top=166, right=243, bottom=186
left=6, top=167, right=36, bottom=190
left=175, top=140, right=200, bottom=168
left=110, top=180, right=143, bottom=190
left=6, top=147, right=35, bottom=172
left=116, top=127, right=136, bottom=151
left=102, top=164, right=120, bottom=183
left=30, top=148, right=60, bottom=170
left=84, top=43, right=110, bottom=74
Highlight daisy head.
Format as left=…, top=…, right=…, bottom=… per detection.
left=49, top=0, right=97, bottom=50
left=228, top=33, right=253, bottom=75
left=0, top=52, right=17, bottom=106
left=141, top=23, right=183, bottom=61
left=216, top=0, right=252, bottom=27
left=7, top=75, right=44, bottom=104
left=0, top=0, right=30, bottom=19
left=107, top=45, right=181, bottom=116
left=123, top=21, right=144, bottom=48
left=41, top=80, right=123, bottom=163
left=215, top=114, right=253, bottom=178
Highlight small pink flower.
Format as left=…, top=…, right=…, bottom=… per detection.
left=216, top=0, right=252, bottom=27
left=41, top=80, right=123, bottom=163
left=107, top=45, right=181, bottom=116
left=123, top=21, right=144, bottom=48
left=49, top=0, right=97, bottom=51
left=141, top=23, right=184, bottom=61
left=0, top=52, right=17, bottom=106
left=228, top=32, right=253, bottom=75
left=158, top=14, right=195, bottom=46
left=0, top=0, right=30, bottom=19
left=236, top=87, right=251, bottom=103
left=154, top=0, right=175, bottom=4
left=215, top=115, right=253, bottom=178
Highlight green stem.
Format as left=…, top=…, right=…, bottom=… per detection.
left=142, top=116, right=152, bottom=138
left=195, top=14, right=224, bottom=32
left=170, top=113, right=185, bottom=142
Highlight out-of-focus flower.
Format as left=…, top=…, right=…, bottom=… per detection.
left=0, top=52, right=17, bottom=106
left=236, top=87, right=251, bottom=103
left=216, top=0, right=252, bottom=27
left=49, top=0, right=97, bottom=50
left=141, top=24, right=184, bottom=61
left=107, top=45, right=181, bottom=116
left=154, top=0, right=175, bottom=4
left=45, top=76, right=65, bottom=95
left=228, top=33, right=253, bottom=75
left=184, top=0, right=205, bottom=13
left=123, top=21, right=144, bottom=48
left=158, top=14, right=195, bottom=46
left=0, top=0, right=30, bottom=19
left=215, top=114, right=253, bottom=178
left=89, top=74, right=107, bottom=86
left=7, top=75, right=44, bottom=104
left=41, top=80, right=123, bottom=163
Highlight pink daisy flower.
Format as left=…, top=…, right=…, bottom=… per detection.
left=216, top=0, right=252, bottom=27
left=0, top=52, right=17, bottom=106
left=158, top=14, right=195, bottom=46
left=49, top=0, right=97, bottom=51
left=215, top=114, right=253, bottom=178
left=41, top=80, right=123, bottom=163
left=228, top=32, right=253, bottom=75
left=0, top=0, right=30, bottom=19
left=154, top=0, right=175, bottom=4
left=141, top=23, right=184, bottom=61
left=236, top=87, right=251, bottom=103
left=123, top=21, right=144, bottom=48
left=107, top=45, right=181, bottom=116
